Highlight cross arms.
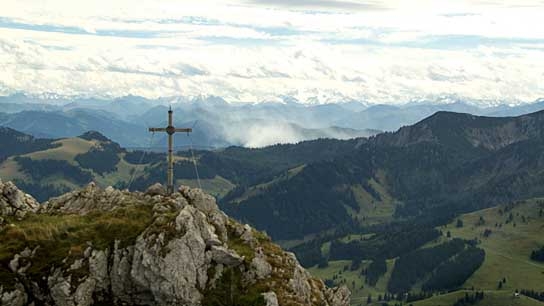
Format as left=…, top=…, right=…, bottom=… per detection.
left=173, top=128, right=192, bottom=133
left=148, top=127, right=193, bottom=133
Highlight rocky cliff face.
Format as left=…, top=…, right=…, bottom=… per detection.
left=0, top=181, right=350, bottom=306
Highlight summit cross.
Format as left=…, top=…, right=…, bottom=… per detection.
left=148, top=107, right=192, bottom=194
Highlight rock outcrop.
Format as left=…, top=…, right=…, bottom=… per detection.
left=0, top=179, right=39, bottom=220
left=0, top=182, right=350, bottom=306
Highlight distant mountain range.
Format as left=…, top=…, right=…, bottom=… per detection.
left=1, top=93, right=543, bottom=148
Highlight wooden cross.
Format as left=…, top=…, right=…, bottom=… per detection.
left=149, top=107, right=192, bottom=194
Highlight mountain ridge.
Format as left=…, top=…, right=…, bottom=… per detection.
left=2, top=94, right=544, bottom=148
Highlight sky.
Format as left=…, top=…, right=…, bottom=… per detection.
left=1, top=0, right=544, bottom=105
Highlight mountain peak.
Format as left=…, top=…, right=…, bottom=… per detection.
left=78, top=130, right=111, bottom=142
left=375, top=109, right=544, bottom=152
left=0, top=182, right=350, bottom=306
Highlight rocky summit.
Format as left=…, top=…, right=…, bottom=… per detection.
left=0, top=180, right=350, bottom=306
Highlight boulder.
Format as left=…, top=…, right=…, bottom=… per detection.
left=146, top=183, right=166, bottom=197
left=210, top=245, right=244, bottom=266
left=0, top=180, right=39, bottom=218
left=178, top=185, right=218, bottom=213
left=262, top=292, right=279, bottom=306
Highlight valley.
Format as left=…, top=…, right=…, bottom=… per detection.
left=308, top=199, right=544, bottom=305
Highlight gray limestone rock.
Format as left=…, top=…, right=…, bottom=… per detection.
left=262, top=292, right=279, bottom=306
left=0, top=180, right=39, bottom=218
left=251, top=248, right=272, bottom=280
left=326, top=286, right=352, bottom=306
left=210, top=245, right=244, bottom=266
left=145, top=183, right=166, bottom=197
left=74, top=278, right=97, bottom=306
left=178, top=186, right=218, bottom=214
left=47, top=271, right=75, bottom=306
left=1, top=284, right=27, bottom=306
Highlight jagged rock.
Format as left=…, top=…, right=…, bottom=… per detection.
left=251, top=248, right=272, bottom=280
left=208, top=210, right=228, bottom=242
left=105, top=186, right=115, bottom=194
left=178, top=186, right=218, bottom=214
left=210, top=245, right=244, bottom=266
left=9, top=254, right=21, bottom=273
left=9, top=247, right=36, bottom=274
left=262, top=292, right=279, bottom=306
left=122, top=203, right=229, bottom=305
left=325, top=286, right=351, bottom=306
left=44, top=182, right=139, bottom=215
left=0, top=182, right=351, bottom=306
left=74, top=278, right=97, bottom=306
left=289, top=264, right=314, bottom=304
left=110, top=241, right=134, bottom=303
left=1, top=284, right=27, bottom=306
left=47, top=270, right=74, bottom=306
left=240, top=224, right=257, bottom=247
left=69, top=259, right=84, bottom=271
left=89, top=250, right=109, bottom=291
left=0, top=179, right=39, bottom=218
left=146, top=183, right=166, bottom=197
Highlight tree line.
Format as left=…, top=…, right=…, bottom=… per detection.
left=387, top=239, right=466, bottom=293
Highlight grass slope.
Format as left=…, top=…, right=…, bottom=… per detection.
left=412, top=290, right=543, bottom=306
left=443, top=198, right=544, bottom=292
left=308, top=199, right=544, bottom=305
left=0, top=158, right=26, bottom=181
left=22, top=138, right=96, bottom=163
left=178, top=175, right=235, bottom=198
left=309, top=259, right=396, bottom=305
left=349, top=170, right=397, bottom=226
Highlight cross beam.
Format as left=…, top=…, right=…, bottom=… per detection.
left=149, top=107, right=192, bottom=194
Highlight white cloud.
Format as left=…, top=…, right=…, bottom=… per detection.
left=0, top=0, right=543, bottom=104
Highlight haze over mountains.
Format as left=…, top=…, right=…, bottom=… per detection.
left=1, top=93, right=544, bottom=149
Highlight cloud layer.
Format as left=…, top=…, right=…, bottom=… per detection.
left=1, top=0, right=543, bottom=104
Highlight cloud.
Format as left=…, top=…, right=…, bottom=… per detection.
left=228, top=66, right=290, bottom=79
left=0, top=0, right=542, bottom=105
left=246, top=0, right=388, bottom=10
